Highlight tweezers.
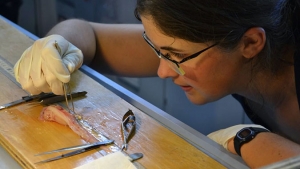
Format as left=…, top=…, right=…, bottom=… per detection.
left=121, top=110, right=136, bottom=151
left=55, top=41, right=78, bottom=117
left=35, top=140, right=114, bottom=164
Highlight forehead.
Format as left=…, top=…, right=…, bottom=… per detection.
left=141, top=16, right=202, bottom=49
left=141, top=16, right=174, bottom=45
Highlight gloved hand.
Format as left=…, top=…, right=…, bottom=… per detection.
left=14, top=34, right=83, bottom=95
left=207, top=124, right=268, bottom=152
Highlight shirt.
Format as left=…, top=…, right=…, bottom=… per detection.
left=232, top=50, right=300, bottom=131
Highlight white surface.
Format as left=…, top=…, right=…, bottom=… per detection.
left=0, top=146, right=22, bottom=169
left=75, top=151, right=136, bottom=169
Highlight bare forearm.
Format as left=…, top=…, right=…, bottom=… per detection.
left=228, top=133, right=300, bottom=168
left=46, top=19, right=96, bottom=64
left=89, top=23, right=159, bottom=76
left=45, top=19, right=159, bottom=77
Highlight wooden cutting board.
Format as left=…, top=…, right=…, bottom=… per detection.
left=0, top=16, right=226, bottom=169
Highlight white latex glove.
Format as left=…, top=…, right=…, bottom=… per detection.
left=207, top=124, right=268, bottom=151
left=14, top=34, right=83, bottom=95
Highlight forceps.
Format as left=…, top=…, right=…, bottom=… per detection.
left=63, top=83, right=84, bottom=122
left=35, top=140, right=114, bottom=164
left=54, top=41, right=77, bottom=116
left=121, top=110, right=136, bottom=151
left=63, top=83, right=75, bottom=113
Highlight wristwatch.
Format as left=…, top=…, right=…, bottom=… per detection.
left=234, top=127, right=269, bottom=156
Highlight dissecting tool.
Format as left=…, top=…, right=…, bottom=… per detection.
left=121, top=109, right=136, bottom=151
left=63, top=83, right=76, bottom=113
left=56, top=40, right=82, bottom=121
left=63, top=82, right=84, bottom=122
left=34, top=140, right=114, bottom=164
left=0, top=91, right=87, bottom=110
left=40, top=91, right=87, bottom=105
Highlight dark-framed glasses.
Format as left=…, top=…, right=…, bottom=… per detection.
left=142, top=31, right=218, bottom=75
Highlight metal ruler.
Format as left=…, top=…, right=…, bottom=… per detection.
left=0, top=55, right=21, bottom=88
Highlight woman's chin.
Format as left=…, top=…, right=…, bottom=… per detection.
left=185, top=93, right=210, bottom=105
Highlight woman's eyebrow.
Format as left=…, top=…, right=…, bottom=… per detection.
left=145, top=33, right=183, bottom=52
left=160, top=46, right=184, bottom=52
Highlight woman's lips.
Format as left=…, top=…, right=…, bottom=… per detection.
left=180, top=85, right=193, bottom=92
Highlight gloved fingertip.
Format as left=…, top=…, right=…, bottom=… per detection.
left=26, top=88, right=41, bottom=95
left=66, top=63, right=76, bottom=73
left=52, top=89, right=65, bottom=95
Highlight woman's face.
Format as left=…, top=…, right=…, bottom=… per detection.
left=141, top=16, right=250, bottom=105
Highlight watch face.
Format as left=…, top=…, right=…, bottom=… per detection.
left=237, top=128, right=253, bottom=139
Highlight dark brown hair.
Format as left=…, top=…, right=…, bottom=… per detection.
left=135, top=0, right=300, bottom=72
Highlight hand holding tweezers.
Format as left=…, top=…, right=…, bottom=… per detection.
left=35, top=140, right=114, bottom=164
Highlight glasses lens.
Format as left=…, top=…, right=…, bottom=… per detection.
left=169, top=63, right=185, bottom=75
left=143, top=32, right=185, bottom=75
left=160, top=56, right=185, bottom=75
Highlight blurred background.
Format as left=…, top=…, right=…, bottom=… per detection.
left=1, top=0, right=251, bottom=135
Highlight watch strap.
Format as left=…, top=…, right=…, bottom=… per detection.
left=234, top=127, right=269, bottom=156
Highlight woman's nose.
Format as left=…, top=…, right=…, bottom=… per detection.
left=157, top=59, right=178, bottom=79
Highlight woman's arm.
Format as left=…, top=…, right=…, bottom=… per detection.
left=46, top=19, right=159, bottom=77
left=227, top=132, right=300, bottom=168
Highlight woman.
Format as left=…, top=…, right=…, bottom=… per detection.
left=14, top=0, right=300, bottom=168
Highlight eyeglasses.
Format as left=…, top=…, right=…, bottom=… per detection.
left=142, top=31, right=218, bottom=75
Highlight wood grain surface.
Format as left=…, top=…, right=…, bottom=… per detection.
left=0, top=17, right=226, bottom=169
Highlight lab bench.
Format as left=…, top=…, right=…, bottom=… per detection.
left=0, top=15, right=248, bottom=169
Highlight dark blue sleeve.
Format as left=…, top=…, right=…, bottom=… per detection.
left=232, top=94, right=271, bottom=130
left=294, top=49, right=300, bottom=109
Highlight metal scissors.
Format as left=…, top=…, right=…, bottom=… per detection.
left=121, top=109, right=136, bottom=151
left=35, top=139, right=114, bottom=164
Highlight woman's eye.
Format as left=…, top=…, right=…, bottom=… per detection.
left=164, top=52, right=186, bottom=61
left=169, top=52, right=186, bottom=59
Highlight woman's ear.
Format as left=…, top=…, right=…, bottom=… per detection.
left=240, top=27, right=266, bottom=59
